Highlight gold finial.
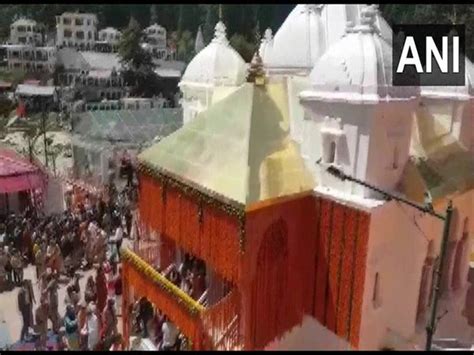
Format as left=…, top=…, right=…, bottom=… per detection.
left=247, top=51, right=265, bottom=85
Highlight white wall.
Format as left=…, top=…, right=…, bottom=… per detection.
left=300, top=99, right=374, bottom=198
left=358, top=190, right=474, bottom=350
left=365, top=101, right=416, bottom=197
left=264, top=315, right=351, bottom=351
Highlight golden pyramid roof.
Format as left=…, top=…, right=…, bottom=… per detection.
left=138, top=81, right=315, bottom=206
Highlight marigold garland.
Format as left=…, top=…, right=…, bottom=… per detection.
left=122, top=248, right=205, bottom=316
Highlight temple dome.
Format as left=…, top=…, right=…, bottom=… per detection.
left=301, top=5, right=419, bottom=104
left=263, top=4, right=393, bottom=73
left=180, top=21, right=247, bottom=87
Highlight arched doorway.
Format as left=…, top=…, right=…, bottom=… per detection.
left=251, top=219, right=288, bottom=349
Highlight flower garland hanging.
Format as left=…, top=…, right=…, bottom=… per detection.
left=121, top=248, right=205, bottom=316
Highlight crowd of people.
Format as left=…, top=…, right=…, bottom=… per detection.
left=0, top=181, right=137, bottom=351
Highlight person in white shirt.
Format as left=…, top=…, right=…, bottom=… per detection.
left=113, top=225, right=123, bottom=258
left=82, top=303, right=100, bottom=350
left=161, top=317, right=179, bottom=351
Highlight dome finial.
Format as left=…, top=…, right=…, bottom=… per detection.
left=213, top=20, right=228, bottom=45
left=263, top=28, right=273, bottom=42
left=353, top=4, right=378, bottom=33
left=360, top=5, right=377, bottom=28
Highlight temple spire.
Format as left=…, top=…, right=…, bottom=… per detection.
left=218, top=4, right=223, bottom=21
left=212, top=20, right=228, bottom=45
left=195, top=25, right=205, bottom=54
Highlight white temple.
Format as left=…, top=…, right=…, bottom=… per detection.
left=179, top=21, right=247, bottom=124
left=177, top=4, right=474, bottom=350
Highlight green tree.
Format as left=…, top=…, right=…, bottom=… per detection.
left=176, top=30, right=195, bottom=62
left=230, top=34, right=256, bottom=63
left=118, top=16, right=152, bottom=71
left=118, top=16, right=159, bottom=97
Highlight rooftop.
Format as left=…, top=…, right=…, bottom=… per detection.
left=73, top=108, right=183, bottom=146
left=139, top=82, right=316, bottom=206
left=11, top=18, right=38, bottom=27
left=15, top=84, right=56, bottom=96
left=80, top=51, right=122, bottom=71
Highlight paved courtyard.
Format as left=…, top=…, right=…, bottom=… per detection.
left=0, top=262, right=125, bottom=349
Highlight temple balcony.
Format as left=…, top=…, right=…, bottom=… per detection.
left=121, top=248, right=243, bottom=350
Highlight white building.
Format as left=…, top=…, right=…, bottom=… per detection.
left=98, top=27, right=121, bottom=44
left=96, top=27, right=122, bottom=52
left=56, top=12, right=98, bottom=50
left=179, top=21, right=247, bottom=125
left=9, top=18, right=43, bottom=46
left=142, top=23, right=167, bottom=59
left=5, top=44, right=56, bottom=72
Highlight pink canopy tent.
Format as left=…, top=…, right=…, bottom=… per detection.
left=0, top=148, right=46, bottom=194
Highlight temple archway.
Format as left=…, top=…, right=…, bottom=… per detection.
left=250, top=218, right=288, bottom=349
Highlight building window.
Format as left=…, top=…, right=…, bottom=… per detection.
left=64, top=29, right=72, bottom=38
left=441, top=209, right=459, bottom=295
left=75, top=18, right=83, bottom=26
left=392, top=146, right=399, bottom=169
left=76, top=31, right=85, bottom=40
left=416, top=240, right=435, bottom=324
left=63, top=17, right=71, bottom=26
left=452, top=218, right=469, bottom=291
left=326, top=141, right=337, bottom=164
left=372, top=272, right=381, bottom=308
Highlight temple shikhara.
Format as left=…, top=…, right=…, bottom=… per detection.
left=121, top=4, right=474, bottom=351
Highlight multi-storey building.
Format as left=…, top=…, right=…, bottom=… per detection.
left=56, top=48, right=127, bottom=103
left=142, top=23, right=168, bottom=59
left=96, top=27, right=122, bottom=52
left=5, top=45, right=56, bottom=72
left=56, top=12, right=98, bottom=50
left=9, top=18, right=43, bottom=46
left=121, top=4, right=474, bottom=352
left=2, top=18, right=55, bottom=72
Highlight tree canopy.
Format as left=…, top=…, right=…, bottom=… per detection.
left=0, top=4, right=472, bottom=60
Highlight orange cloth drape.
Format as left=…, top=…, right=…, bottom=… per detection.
left=201, top=289, right=242, bottom=350
left=243, top=194, right=370, bottom=350
left=138, top=171, right=241, bottom=284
